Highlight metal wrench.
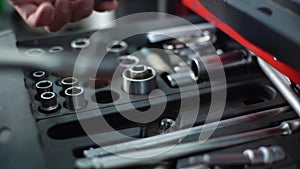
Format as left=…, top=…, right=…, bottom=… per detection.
left=83, top=106, right=291, bottom=158
left=75, top=118, right=300, bottom=169
left=181, top=146, right=285, bottom=167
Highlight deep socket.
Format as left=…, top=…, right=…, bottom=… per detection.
left=122, top=65, right=157, bottom=95
left=32, top=71, right=47, bottom=82
left=35, top=80, right=53, bottom=100
left=61, top=77, right=79, bottom=91
left=65, top=86, right=86, bottom=110
left=190, top=50, right=250, bottom=80
left=166, top=67, right=194, bottom=87
left=39, top=92, right=59, bottom=113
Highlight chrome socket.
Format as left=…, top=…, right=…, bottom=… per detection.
left=106, top=40, right=128, bottom=55
left=25, top=48, right=45, bottom=56
left=243, top=146, right=285, bottom=164
left=123, top=65, right=157, bottom=95
left=35, top=80, right=53, bottom=100
left=61, top=77, right=79, bottom=91
left=190, top=50, right=249, bottom=81
left=40, top=92, right=59, bottom=113
left=32, top=71, right=47, bottom=82
left=117, top=55, right=139, bottom=68
left=71, top=38, right=90, bottom=49
left=49, top=46, right=64, bottom=53
left=65, top=86, right=86, bottom=110
left=166, top=67, right=194, bottom=87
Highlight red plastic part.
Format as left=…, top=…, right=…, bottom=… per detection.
left=183, top=0, right=300, bottom=85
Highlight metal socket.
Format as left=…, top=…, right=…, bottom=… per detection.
left=106, top=40, right=128, bottom=55
left=40, top=92, right=59, bottom=113
left=166, top=67, right=194, bottom=87
left=32, top=71, right=47, bottom=82
left=65, top=86, right=86, bottom=110
left=35, top=80, right=53, bottom=100
left=117, top=55, right=139, bottom=68
left=71, top=38, right=90, bottom=49
left=25, top=48, right=45, bottom=56
left=123, top=65, right=157, bottom=95
left=61, top=77, right=79, bottom=91
left=49, top=46, right=64, bottom=53
left=190, top=50, right=249, bottom=80
left=243, top=146, right=285, bottom=164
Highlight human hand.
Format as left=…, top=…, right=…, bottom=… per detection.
left=8, top=0, right=118, bottom=32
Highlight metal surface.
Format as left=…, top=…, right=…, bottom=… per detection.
left=243, top=146, right=285, bottom=164
left=159, top=118, right=176, bottom=133
left=39, top=92, right=59, bottom=113
left=32, top=71, right=47, bottom=82
left=71, top=38, right=90, bottom=49
left=147, top=23, right=215, bottom=43
left=190, top=50, right=250, bottom=80
left=258, top=58, right=300, bottom=116
left=65, top=86, right=86, bottom=110
left=117, top=55, right=139, bottom=68
left=185, top=146, right=285, bottom=166
left=61, top=77, right=79, bottom=91
left=166, top=67, right=194, bottom=87
left=83, top=106, right=290, bottom=158
left=140, top=48, right=174, bottom=74
left=49, top=46, right=64, bottom=53
left=106, top=40, right=128, bottom=55
left=35, top=80, right=53, bottom=100
left=76, top=119, right=300, bottom=169
left=122, top=65, right=157, bottom=95
left=25, top=48, right=45, bottom=56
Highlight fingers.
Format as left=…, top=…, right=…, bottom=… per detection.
left=9, top=0, right=118, bottom=32
left=45, top=0, right=72, bottom=32
left=8, top=0, right=38, bottom=6
left=14, top=2, right=54, bottom=27
left=94, top=0, right=118, bottom=12
left=70, top=0, right=93, bottom=23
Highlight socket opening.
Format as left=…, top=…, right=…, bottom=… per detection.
left=117, top=55, right=139, bottom=68
left=106, top=40, right=128, bottom=53
left=71, top=38, right=90, bottom=49
left=65, top=86, right=83, bottom=96
left=32, top=71, right=46, bottom=78
left=41, top=92, right=55, bottom=100
left=93, top=90, right=120, bottom=104
left=61, top=77, right=78, bottom=85
left=36, top=80, right=52, bottom=89
left=49, top=46, right=64, bottom=53
left=132, top=65, right=146, bottom=72
left=190, top=59, right=200, bottom=80
left=25, top=48, right=45, bottom=56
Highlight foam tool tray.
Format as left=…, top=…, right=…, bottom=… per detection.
left=1, top=17, right=300, bottom=169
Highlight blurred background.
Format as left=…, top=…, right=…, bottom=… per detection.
left=0, top=0, right=195, bottom=38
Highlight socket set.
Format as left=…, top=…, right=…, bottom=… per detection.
left=2, top=18, right=300, bottom=169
